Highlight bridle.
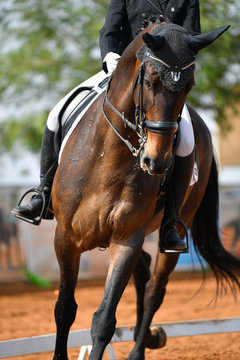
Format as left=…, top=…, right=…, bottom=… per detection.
left=102, top=56, right=183, bottom=157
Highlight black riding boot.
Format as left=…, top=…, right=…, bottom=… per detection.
left=11, top=126, right=57, bottom=223
left=160, top=149, right=195, bottom=252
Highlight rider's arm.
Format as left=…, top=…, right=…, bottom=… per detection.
left=182, top=0, right=201, bottom=35
left=99, top=0, right=126, bottom=72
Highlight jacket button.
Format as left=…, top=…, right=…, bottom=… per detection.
left=142, top=13, right=147, bottom=19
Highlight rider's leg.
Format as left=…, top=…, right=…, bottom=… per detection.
left=11, top=87, right=69, bottom=222
left=11, top=71, right=108, bottom=222
left=160, top=104, right=195, bottom=251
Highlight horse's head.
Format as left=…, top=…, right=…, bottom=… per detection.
left=134, top=23, right=229, bottom=175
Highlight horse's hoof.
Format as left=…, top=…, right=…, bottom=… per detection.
left=146, top=326, right=167, bottom=349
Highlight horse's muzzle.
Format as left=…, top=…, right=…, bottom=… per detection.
left=140, top=153, right=172, bottom=175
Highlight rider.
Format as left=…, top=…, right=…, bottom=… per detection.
left=12, top=0, right=201, bottom=251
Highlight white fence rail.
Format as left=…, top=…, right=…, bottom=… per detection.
left=0, top=318, right=240, bottom=359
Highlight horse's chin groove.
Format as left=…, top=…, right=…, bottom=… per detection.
left=140, top=163, right=161, bottom=175
left=147, top=169, right=161, bottom=176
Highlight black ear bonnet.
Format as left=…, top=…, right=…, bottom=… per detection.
left=136, top=24, right=196, bottom=92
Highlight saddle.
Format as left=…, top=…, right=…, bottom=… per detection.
left=54, top=76, right=109, bottom=156
left=14, top=76, right=109, bottom=225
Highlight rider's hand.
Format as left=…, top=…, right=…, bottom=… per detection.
left=104, top=52, right=121, bottom=75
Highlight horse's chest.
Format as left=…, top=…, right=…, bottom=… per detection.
left=72, top=187, right=154, bottom=250
left=106, top=186, right=156, bottom=236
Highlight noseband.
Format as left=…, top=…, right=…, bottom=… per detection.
left=135, top=63, right=180, bottom=136
left=102, top=60, right=180, bottom=157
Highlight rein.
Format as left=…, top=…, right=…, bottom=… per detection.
left=102, top=69, right=147, bottom=157
left=102, top=59, right=180, bottom=157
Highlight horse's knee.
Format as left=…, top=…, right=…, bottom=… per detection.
left=54, top=297, right=78, bottom=328
left=91, top=308, right=116, bottom=345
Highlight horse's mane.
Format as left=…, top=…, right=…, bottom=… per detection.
left=136, top=14, right=169, bottom=35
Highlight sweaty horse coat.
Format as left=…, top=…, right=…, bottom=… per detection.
left=52, top=23, right=240, bottom=360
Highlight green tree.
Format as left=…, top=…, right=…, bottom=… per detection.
left=191, top=1, right=240, bottom=130
left=0, top=0, right=239, bottom=154
left=0, top=0, right=109, bottom=153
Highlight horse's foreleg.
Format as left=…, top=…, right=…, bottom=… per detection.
left=128, top=251, right=179, bottom=360
left=53, top=226, right=80, bottom=360
left=132, top=249, right=151, bottom=341
left=89, top=232, right=144, bottom=360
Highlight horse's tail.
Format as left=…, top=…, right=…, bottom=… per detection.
left=191, top=156, right=240, bottom=297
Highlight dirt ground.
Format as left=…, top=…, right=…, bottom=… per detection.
left=1, top=271, right=240, bottom=360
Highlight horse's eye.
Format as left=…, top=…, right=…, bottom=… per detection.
left=144, top=79, right=152, bottom=90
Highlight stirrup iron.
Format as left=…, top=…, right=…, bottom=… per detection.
left=13, top=161, right=57, bottom=225
left=160, top=216, right=189, bottom=254
left=14, top=187, right=47, bottom=226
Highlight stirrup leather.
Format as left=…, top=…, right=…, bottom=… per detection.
left=160, top=215, right=189, bottom=253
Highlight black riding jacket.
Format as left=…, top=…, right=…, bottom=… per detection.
left=99, top=0, right=201, bottom=66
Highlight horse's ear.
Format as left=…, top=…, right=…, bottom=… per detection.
left=142, top=32, right=165, bottom=50
left=187, top=25, right=230, bottom=53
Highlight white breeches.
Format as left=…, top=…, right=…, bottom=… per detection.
left=46, top=70, right=107, bottom=132
left=175, top=104, right=195, bottom=157
left=46, top=71, right=194, bottom=158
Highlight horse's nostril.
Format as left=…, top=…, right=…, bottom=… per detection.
left=141, top=153, right=172, bottom=175
left=143, top=156, right=155, bottom=171
left=143, top=156, right=151, bottom=168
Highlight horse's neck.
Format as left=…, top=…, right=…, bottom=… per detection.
left=101, top=75, right=139, bottom=160
left=108, top=76, right=136, bottom=117
left=105, top=68, right=141, bottom=149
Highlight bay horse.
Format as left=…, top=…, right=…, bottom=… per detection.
left=52, top=22, right=240, bottom=359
